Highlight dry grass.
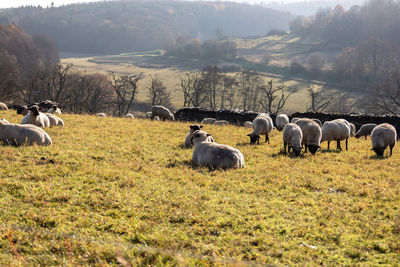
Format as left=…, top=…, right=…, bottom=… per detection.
left=0, top=110, right=399, bottom=265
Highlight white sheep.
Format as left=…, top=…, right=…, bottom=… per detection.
left=151, top=105, right=174, bottom=121
left=184, top=124, right=203, bottom=147
left=213, top=120, right=229, bottom=126
left=45, top=113, right=64, bottom=127
left=371, top=123, right=397, bottom=157
left=247, top=113, right=273, bottom=144
left=311, top=118, right=322, bottom=128
left=17, top=105, right=29, bottom=116
left=291, top=117, right=301, bottom=123
left=355, top=123, right=377, bottom=139
left=124, top=113, right=134, bottom=119
left=0, top=120, right=52, bottom=146
left=282, top=123, right=303, bottom=155
left=191, top=130, right=245, bottom=169
left=0, top=102, right=8, bottom=110
left=96, top=113, right=106, bottom=117
left=21, top=105, right=50, bottom=128
left=146, top=111, right=152, bottom=118
left=201, top=118, right=216, bottom=124
left=295, top=118, right=322, bottom=155
left=349, top=123, right=356, bottom=137
left=48, top=106, right=62, bottom=114
left=276, top=114, right=289, bottom=131
left=321, top=119, right=351, bottom=150
left=244, top=121, right=253, bottom=128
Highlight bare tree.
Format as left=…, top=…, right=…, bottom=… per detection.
left=108, top=71, right=143, bottom=116
left=147, top=75, right=172, bottom=108
left=258, top=80, right=296, bottom=115
left=237, top=70, right=261, bottom=111
left=202, top=65, right=222, bottom=109
left=306, top=85, right=333, bottom=112
left=176, top=72, right=207, bottom=108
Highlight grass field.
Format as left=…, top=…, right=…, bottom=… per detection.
left=0, top=110, right=399, bottom=265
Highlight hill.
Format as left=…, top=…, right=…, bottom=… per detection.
left=0, top=110, right=399, bottom=265
left=0, top=1, right=294, bottom=54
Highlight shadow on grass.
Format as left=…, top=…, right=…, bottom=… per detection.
left=369, top=155, right=389, bottom=160
left=166, top=159, right=228, bottom=172
left=271, top=150, right=305, bottom=158
left=321, top=149, right=342, bottom=154
left=236, top=142, right=267, bottom=147
left=177, top=144, right=191, bottom=149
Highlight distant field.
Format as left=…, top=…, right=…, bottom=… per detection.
left=0, top=110, right=399, bottom=265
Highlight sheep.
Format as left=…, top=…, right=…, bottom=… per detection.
left=151, top=105, right=174, bottom=121
left=21, top=105, right=50, bottom=128
left=153, top=116, right=160, bottom=121
left=124, top=113, right=134, bottom=119
left=146, top=111, right=152, bottom=118
left=244, top=121, right=253, bottom=128
left=276, top=114, right=289, bottom=131
left=191, top=130, right=244, bottom=169
left=247, top=113, right=273, bottom=144
left=17, top=105, right=29, bottom=116
left=0, top=102, right=8, bottom=110
left=201, top=118, right=216, bottom=124
left=213, top=120, right=229, bottom=126
left=48, top=105, right=62, bottom=114
left=185, top=124, right=203, bottom=147
left=321, top=119, right=351, bottom=150
left=291, top=117, right=301, bottom=123
left=355, top=123, right=377, bottom=139
left=45, top=113, right=64, bottom=127
left=349, top=123, right=356, bottom=137
left=311, top=118, right=322, bottom=128
left=295, top=118, right=322, bottom=155
left=282, top=123, right=303, bottom=155
left=1, top=119, right=10, bottom=124
left=96, top=113, right=106, bottom=117
left=0, top=120, right=52, bottom=146
left=371, top=123, right=397, bottom=157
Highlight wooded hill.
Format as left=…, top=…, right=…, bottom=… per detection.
left=0, top=1, right=294, bottom=54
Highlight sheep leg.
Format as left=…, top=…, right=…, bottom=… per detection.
left=265, top=134, right=269, bottom=144
left=337, top=140, right=342, bottom=150
left=390, top=145, right=394, bottom=156
left=345, top=138, right=348, bottom=151
left=304, top=145, right=308, bottom=153
left=364, top=135, right=367, bottom=140
left=284, top=142, right=287, bottom=154
left=327, top=141, right=330, bottom=150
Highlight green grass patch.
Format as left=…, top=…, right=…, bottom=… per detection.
left=0, top=110, right=399, bottom=265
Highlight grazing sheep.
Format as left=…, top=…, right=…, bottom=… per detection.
left=191, top=130, right=245, bottom=169
left=146, top=111, right=152, bottom=118
left=371, top=123, right=397, bottom=157
left=321, top=119, right=351, bottom=150
left=48, top=105, right=62, bottom=114
left=201, top=118, right=216, bottom=124
left=349, top=123, right=356, bottom=137
left=291, top=117, right=301, bottom=124
left=355, top=123, right=377, bottom=139
left=311, top=118, right=322, bottom=128
left=283, top=123, right=303, bottom=155
left=213, top=120, right=229, bottom=126
left=22, top=105, right=50, bottom=128
left=244, top=121, right=253, bottom=128
left=295, top=118, right=322, bottom=155
left=96, top=113, right=106, bottom=117
left=0, top=102, right=8, bottom=110
left=0, top=120, right=52, bottom=146
left=45, top=113, right=64, bottom=127
left=248, top=113, right=273, bottom=144
left=151, top=105, right=174, bottom=121
left=124, top=113, right=134, bottom=119
left=185, top=124, right=203, bottom=147
left=276, top=114, right=289, bottom=131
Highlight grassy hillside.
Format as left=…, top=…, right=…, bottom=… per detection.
left=0, top=110, right=399, bottom=265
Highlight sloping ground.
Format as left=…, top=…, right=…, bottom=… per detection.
left=0, top=110, right=399, bottom=265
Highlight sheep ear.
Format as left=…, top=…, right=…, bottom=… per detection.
left=247, top=134, right=251, bottom=136
left=200, top=125, right=203, bottom=128
left=371, top=148, right=374, bottom=150
left=207, top=133, right=212, bottom=136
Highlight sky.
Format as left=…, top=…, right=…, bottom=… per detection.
left=0, top=0, right=305, bottom=9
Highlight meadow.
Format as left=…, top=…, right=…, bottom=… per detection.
left=0, top=110, right=399, bottom=265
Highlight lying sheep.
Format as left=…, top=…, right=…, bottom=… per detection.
left=291, top=117, right=301, bottom=124
left=355, top=123, right=377, bottom=139
left=295, top=118, right=322, bottom=154
left=17, top=105, right=29, bottom=116
left=321, top=119, right=351, bottom=150
left=184, top=124, right=207, bottom=147
left=45, top=113, right=64, bottom=127
left=151, top=105, right=174, bottom=121
left=0, top=120, right=52, bottom=146
left=48, top=105, right=62, bottom=114
left=283, top=123, right=303, bottom=155
left=244, top=121, right=253, bottom=128
left=21, top=105, right=50, bottom=128
left=248, top=113, right=273, bottom=144
left=349, top=123, right=356, bottom=137
left=124, top=113, right=134, bottom=119
left=214, top=120, right=229, bottom=126
left=276, top=114, right=289, bottom=131
left=0, top=102, right=8, bottom=110
left=201, top=118, right=216, bottom=124
left=191, top=130, right=244, bottom=169
left=371, top=123, right=397, bottom=157
left=0, top=119, right=9, bottom=124
left=96, top=113, right=106, bottom=117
